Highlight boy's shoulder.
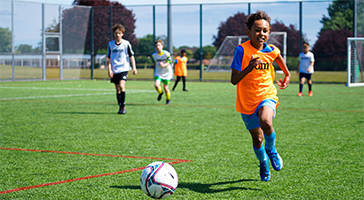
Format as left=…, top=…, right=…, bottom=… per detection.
left=122, top=39, right=131, bottom=45
left=108, top=40, right=115, bottom=45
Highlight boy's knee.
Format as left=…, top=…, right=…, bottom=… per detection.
left=259, top=118, right=273, bottom=132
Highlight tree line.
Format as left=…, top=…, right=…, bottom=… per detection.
left=0, top=0, right=362, bottom=71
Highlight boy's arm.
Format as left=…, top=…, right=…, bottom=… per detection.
left=307, top=61, right=314, bottom=72
left=160, top=55, right=172, bottom=68
left=159, top=62, right=170, bottom=68
left=107, top=57, right=113, bottom=78
left=296, top=61, right=300, bottom=74
left=275, top=55, right=291, bottom=89
left=231, top=55, right=261, bottom=85
left=130, top=55, right=137, bottom=75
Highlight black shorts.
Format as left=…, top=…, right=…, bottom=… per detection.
left=110, top=71, right=128, bottom=84
left=299, top=72, right=312, bottom=81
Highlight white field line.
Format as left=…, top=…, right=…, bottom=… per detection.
left=0, top=87, right=155, bottom=100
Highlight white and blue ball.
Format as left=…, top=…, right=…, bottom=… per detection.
left=140, top=162, right=178, bottom=199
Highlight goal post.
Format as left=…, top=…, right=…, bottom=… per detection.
left=347, top=37, right=364, bottom=87
left=205, top=32, right=287, bottom=72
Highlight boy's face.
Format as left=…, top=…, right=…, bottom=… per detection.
left=114, top=29, right=124, bottom=41
left=181, top=52, right=186, bottom=57
left=303, top=45, right=310, bottom=53
left=246, top=19, right=270, bottom=50
left=155, top=42, right=163, bottom=53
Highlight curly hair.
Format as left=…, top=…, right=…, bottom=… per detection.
left=245, top=10, right=271, bottom=30
left=154, top=39, right=164, bottom=46
left=112, top=24, right=125, bottom=33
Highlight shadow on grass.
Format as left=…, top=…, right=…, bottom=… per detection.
left=111, top=179, right=260, bottom=194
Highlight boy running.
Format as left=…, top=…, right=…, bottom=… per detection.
left=107, top=24, right=137, bottom=114
left=230, top=10, right=291, bottom=181
left=172, top=49, right=188, bottom=91
left=296, top=42, right=315, bottom=96
left=152, top=40, right=173, bottom=105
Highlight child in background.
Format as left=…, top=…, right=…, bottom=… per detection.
left=172, top=49, right=188, bottom=91
left=296, top=42, right=315, bottom=96
left=152, top=40, right=173, bottom=105
left=107, top=24, right=137, bottom=114
left=230, top=10, right=291, bottom=181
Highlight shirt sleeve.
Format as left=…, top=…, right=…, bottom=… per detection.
left=107, top=43, right=111, bottom=58
left=151, top=54, right=156, bottom=64
left=230, top=46, right=244, bottom=71
left=166, top=52, right=171, bottom=63
left=127, top=43, right=134, bottom=57
left=310, top=52, right=315, bottom=62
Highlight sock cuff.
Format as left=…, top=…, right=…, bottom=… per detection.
left=165, top=92, right=171, bottom=100
left=264, top=131, right=275, bottom=139
left=157, top=87, right=163, bottom=94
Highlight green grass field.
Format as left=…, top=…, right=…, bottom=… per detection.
left=0, top=65, right=349, bottom=83
left=0, top=80, right=363, bottom=199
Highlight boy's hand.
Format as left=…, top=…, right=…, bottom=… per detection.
left=108, top=70, right=113, bottom=78
left=248, top=55, right=261, bottom=72
left=276, top=76, right=290, bottom=89
left=133, top=68, right=137, bottom=75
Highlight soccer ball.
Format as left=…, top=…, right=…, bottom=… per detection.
left=140, top=161, right=178, bottom=199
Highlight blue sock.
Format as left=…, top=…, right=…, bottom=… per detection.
left=264, top=131, right=276, bottom=151
left=253, top=145, right=267, bottom=163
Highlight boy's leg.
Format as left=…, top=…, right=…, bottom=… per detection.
left=172, top=76, right=181, bottom=91
left=298, top=73, right=304, bottom=96
left=182, top=76, right=187, bottom=91
left=154, top=77, right=163, bottom=101
left=249, top=128, right=270, bottom=182
left=163, top=81, right=171, bottom=105
left=115, top=80, right=126, bottom=114
left=258, top=106, right=283, bottom=171
left=306, top=74, right=313, bottom=96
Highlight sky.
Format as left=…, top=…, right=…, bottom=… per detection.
left=12, top=0, right=331, bottom=5
left=1, top=0, right=331, bottom=49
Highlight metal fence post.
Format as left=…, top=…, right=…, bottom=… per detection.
left=11, top=0, right=14, bottom=81
left=299, top=1, right=302, bottom=53
left=42, top=3, right=46, bottom=81
left=59, top=5, right=63, bottom=80
left=91, top=7, right=94, bottom=79
left=199, top=4, right=203, bottom=81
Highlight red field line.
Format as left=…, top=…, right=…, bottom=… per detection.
left=0, top=147, right=192, bottom=195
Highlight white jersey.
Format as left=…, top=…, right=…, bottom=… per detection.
left=298, top=51, right=315, bottom=74
left=152, top=50, right=173, bottom=80
left=107, top=39, right=134, bottom=74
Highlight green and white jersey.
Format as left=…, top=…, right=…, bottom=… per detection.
left=152, top=50, right=173, bottom=80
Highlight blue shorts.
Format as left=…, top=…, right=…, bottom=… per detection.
left=241, top=99, right=277, bottom=130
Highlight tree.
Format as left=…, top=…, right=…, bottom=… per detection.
left=320, top=1, right=353, bottom=32
left=193, top=45, right=216, bottom=60
left=0, top=27, right=12, bottom=53
left=213, top=12, right=248, bottom=50
left=320, top=1, right=363, bottom=36
left=271, top=20, right=306, bottom=56
left=313, top=28, right=352, bottom=71
left=15, top=44, right=33, bottom=54
left=312, top=1, right=362, bottom=71
left=136, top=34, right=155, bottom=56
left=62, top=0, right=137, bottom=54
left=212, top=12, right=305, bottom=56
